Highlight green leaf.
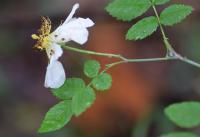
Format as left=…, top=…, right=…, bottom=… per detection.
left=160, top=132, right=197, bottom=137
left=126, top=16, right=158, bottom=40
left=84, top=60, right=101, bottom=78
left=52, top=78, right=85, bottom=100
left=38, top=101, right=73, bottom=133
left=105, top=0, right=151, bottom=21
left=92, top=73, right=112, bottom=91
left=152, top=0, right=170, bottom=5
left=72, top=87, right=96, bottom=116
left=160, top=4, right=193, bottom=26
left=165, top=101, right=200, bottom=128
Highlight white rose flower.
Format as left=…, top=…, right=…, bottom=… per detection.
left=31, top=3, right=94, bottom=89
left=50, top=3, right=94, bottom=45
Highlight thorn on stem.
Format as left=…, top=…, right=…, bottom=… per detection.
left=166, top=50, right=177, bottom=58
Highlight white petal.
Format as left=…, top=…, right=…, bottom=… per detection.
left=50, top=4, right=94, bottom=45
left=66, top=17, right=95, bottom=28
left=50, top=26, right=71, bottom=43
left=67, top=28, right=89, bottom=44
left=63, top=3, right=79, bottom=24
left=51, top=19, right=94, bottom=44
left=46, top=43, right=63, bottom=63
left=44, top=60, right=66, bottom=88
left=50, top=28, right=89, bottom=44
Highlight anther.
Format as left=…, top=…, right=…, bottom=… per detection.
left=50, top=49, right=55, bottom=56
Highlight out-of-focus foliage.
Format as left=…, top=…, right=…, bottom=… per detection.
left=165, top=101, right=200, bottom=128
left=160, top=132, right=198, bottom=137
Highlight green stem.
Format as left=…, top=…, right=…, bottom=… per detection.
left=124, top=57, right=174, bottom=63
left=62, top=44, right=177, bottom=65
left=179, top=57, right=200, bottom=68
left=150, top=1, right=176, bottom=55
left=105, top=57, right=176, bottom=71
left=62, top=44, right=200, bottom=69
left=61, top=45, right=127, bottom=61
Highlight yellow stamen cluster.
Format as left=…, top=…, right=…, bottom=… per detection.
left=31, top=17, right=52, bottom=50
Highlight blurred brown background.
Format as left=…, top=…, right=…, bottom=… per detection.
left=0, top=0, right=200, bottom=137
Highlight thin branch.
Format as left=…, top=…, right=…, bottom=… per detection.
left=179, top=57, right=200, bottom=68
left=61, top=44, right=127, bottom=61
left=62, top=45, right=177, bottom=66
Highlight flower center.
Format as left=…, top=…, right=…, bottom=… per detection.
left=31, top=17, right=52, bottom=50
